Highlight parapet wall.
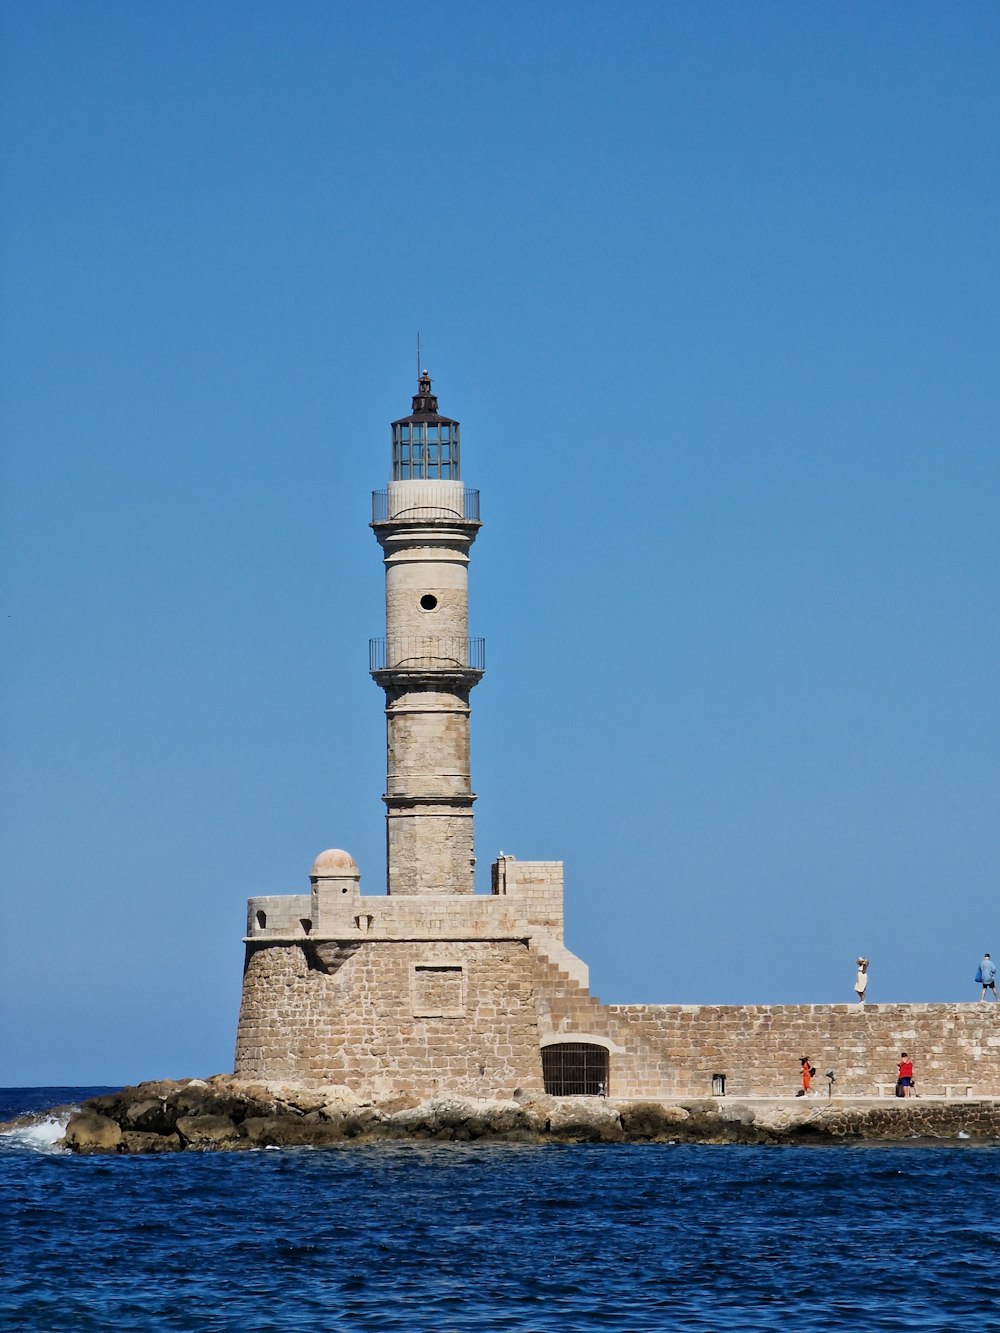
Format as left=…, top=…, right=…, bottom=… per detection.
left=246, top=857, right=565, bottom=945
left=491, top=857, right=564, bottom=937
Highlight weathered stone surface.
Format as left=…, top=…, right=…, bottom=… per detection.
left=55, top=1080, right=1000, bottom=1154
left=169, top=1087, right=247, bottom=1121
left=546, top=1098, right=623, bottom=1142
left=376, top=1092, right=423, bottom=1115
left=720, top=1102, right=757, bottom=1126
left=123, top=1099, right=178, bottom=1134
left=312, top=1097, right=362, bottom=1123
left=271, top=1087, right=333, bottom=1116
left=475, top=1101, right=527, bottom=1135
left=619, top=1102, right=691, bottom=1140
left=239, top=1116, right=347, bottom=1148
left=63, top=1112, right=122, bottom=1152
left=120, top=1131, right=183, bottom=1154
left=175, top=1114, right=239, bottom=1147
left=235, top=939, right=545, bottom=1100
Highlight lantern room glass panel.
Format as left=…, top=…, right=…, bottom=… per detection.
left=392, top=422, right=461, bottom=481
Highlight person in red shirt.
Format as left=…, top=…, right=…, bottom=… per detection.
left=800, top=1056, right=814, bottom=1096
left=897, top=1052, right=914, bottom=1098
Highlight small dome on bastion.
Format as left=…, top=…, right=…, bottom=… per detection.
left=310, top=848, right=359, bottom=875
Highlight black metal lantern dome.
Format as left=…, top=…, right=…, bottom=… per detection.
left=391, top=371, right=460, bottom=480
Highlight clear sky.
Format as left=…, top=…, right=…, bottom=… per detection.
left=2, top=2, right=998, bottom=1085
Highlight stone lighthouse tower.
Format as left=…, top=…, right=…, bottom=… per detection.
left=369, top=371, right=484, bottom=895
left=236, top=370, right=583, bottom=1098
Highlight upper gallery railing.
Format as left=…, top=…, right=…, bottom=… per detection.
left=371, top=486, right=480, bottom=523
left=369, top=637, right=486, bottom=673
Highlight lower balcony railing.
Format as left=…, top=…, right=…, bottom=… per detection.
left=371, top=487, right=480, bottom=523
left=369, top=637, right=485, bottom=673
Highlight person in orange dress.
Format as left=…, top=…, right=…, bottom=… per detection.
left=799, top=1056, right=814, bottom=1096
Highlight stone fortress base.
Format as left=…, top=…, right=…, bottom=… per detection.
left=235, top=851, right=1000, bottom=1102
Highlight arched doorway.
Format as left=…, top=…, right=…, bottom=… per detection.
left=542, top=1042, right=610, bottom=1096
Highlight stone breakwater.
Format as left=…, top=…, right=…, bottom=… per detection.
left=46, top=1077, right=1000, bottom=1152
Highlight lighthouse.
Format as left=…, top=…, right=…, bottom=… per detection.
left=369, top=371, right=484, bottom=896
left=237, top=370, right=580, bottom=1100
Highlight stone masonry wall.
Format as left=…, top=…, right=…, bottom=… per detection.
left=385, top=698, right=471, bottom=798
left=600, top=1003, right=1000, bottom=1099
left=234, top=938, right=544, bottom=1099
left=532, top=950, right=1000, bottom=1100
left=492, top=858, right=564, bottom=938
left=385, top=807, right=475, bottom=896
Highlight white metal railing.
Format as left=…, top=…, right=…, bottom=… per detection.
left=369, top=637, right=485, bottom=673
left=371, top=486, right=479, bottom=523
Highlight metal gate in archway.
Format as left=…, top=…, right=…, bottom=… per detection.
left=541, top=1042, right=609, bottom=1097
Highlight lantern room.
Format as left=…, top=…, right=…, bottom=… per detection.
left=391, top=371, right=461, bottom=480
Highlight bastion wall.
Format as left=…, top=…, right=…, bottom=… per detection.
left=236, top=853, right=1000, bottom=1101
left=235, top=938, right=544, bottom=1098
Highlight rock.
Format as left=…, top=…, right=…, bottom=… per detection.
left=313, top=1097, right=359, bottom=1122
left=428, top=1097, right=478, bottom=1130
left=273, top=1087, right=328, bottom=1116
left=385, top=1104, right=439, bottom=1137
left=271, top=1084, right=358, bottom=1114
left=168, top=1086, right=249, bottom=1121
left=239, top=1116, right=286, bottom=1146
left=473, top=1100, right=526, bottom=1136
left=55, top=1073, right=1000, bottom=1154
left=175, top=1115, right=239, bottom=1147
left=82, top=1091, right=132, bottom=1121
left=504, top=1098, right=553, bottom=1134
left=123, top=1099, right=178, bottom=1134
left=619, top=1102, right=691, bottom=1140
left=379, top=1097, right=537, bottom=1141
left=547, top=1098, right=623, bottom=1142
left=314, top=1083, right=361, bottom=1104
left=720, top=1102, right=757, bottom=1126
left=339, top=1106, right=385, bottom=1137
left=377, top=1092, right=423, bottom=1115
left=239, top=1116, right=347, bottom=1148
left=63, top=1112, right=122, bottom=1153
left=120, top=1131, right=183, bottom=1154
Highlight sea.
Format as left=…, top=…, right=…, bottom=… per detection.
left=2, top=1087, right=999, bottom=1331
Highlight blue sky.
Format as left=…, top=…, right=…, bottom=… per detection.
left=2, top=2, right=998, bottom=1084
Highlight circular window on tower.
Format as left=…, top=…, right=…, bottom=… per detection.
left=419, top=594, right=438, bottom=611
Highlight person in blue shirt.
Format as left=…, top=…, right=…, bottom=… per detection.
left=979, top=953, right=997, bottom=1003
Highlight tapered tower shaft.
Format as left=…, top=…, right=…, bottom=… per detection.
left=370, top=373, right=483, bottom=895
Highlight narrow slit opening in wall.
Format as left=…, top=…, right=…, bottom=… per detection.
left=255, top=910, right=267, bottom=929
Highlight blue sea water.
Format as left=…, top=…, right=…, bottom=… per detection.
left=2, top=1088, right=999, bottom=1331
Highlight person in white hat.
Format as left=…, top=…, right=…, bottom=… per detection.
left=854, top=956, right=869, bottom=1004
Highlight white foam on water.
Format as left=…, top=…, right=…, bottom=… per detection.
left=957, top=1131, right=971, bottom=1139
left=1, top=1112, right=72, bottom=1153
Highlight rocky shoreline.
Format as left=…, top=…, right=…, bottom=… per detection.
left=23, top=1077, right=1000, bottom=1153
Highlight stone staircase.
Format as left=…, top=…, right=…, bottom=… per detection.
left=532, top=943, right=616, bottom=1041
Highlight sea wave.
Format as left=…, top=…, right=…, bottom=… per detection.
left=0, top=1110, right=72, bottom=1153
